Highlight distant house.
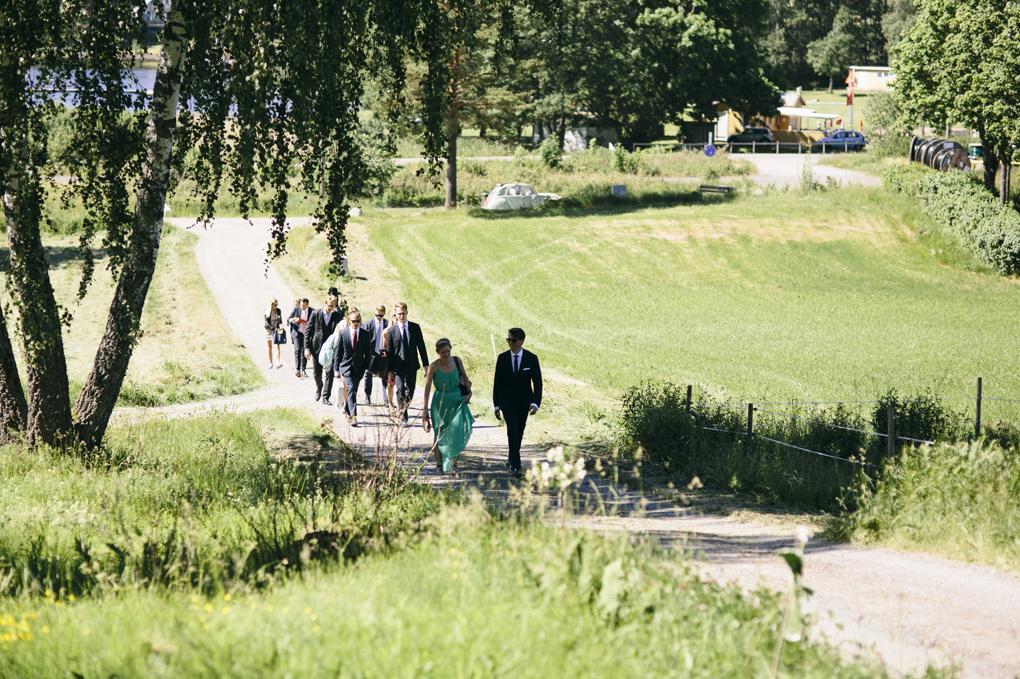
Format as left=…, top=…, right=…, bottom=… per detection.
left=849, top=66, right=896, bottom=91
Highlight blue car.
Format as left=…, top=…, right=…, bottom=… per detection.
left=813, top=130, right=867, bottom=152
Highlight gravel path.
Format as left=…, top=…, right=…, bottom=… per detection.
left=159, top=216, right=1020, bottom=679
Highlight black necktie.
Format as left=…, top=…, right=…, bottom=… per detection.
left=513, top=353, right=519, bottom=373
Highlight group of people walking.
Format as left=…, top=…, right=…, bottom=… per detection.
left=265, top=289, right=542, bottom=477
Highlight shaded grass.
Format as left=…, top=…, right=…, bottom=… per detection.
left=45, top=225, right=263, bottom=406
left=0, top=503, right=916, bottom=679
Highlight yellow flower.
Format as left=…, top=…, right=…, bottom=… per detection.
left=309, top=614, right=318, bottom=622
left=41, top=626, right=49, bottom=634
left=312, top=625, right=321, bottom=633
left=203, top=603, right=213, bottom=613
left=221, top=607, right=231, bottom=615
left=303, top=607, right=312, bottom=615
left=223, top=593, right=232, bottom=602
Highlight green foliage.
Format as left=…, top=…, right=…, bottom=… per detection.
left=830, top=438, right=1020, bottom=572
left=807, top=6, right=884, bottom=90
left=538, top=137, right=561, bottom=169
left=0, top=410, right=442, bottom=597
left=619, top=382, right=871, bottom=510
left=871, top=388, right=964, bottom=446
left=610, top=145, right=640, bottom=174
left=911, top=171, right=1020, bottom=275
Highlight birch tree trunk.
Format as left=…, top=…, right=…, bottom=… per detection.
left=2, top=129, right=72, bottom=448
left=0, top=303, right=27, bottom=445
left=73, top=5, right=189, bottom=449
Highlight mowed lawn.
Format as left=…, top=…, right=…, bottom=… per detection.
left=357, top=188, right=1020, bottom=422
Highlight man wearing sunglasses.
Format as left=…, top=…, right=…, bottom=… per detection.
left=333, top=309, right=372, bottom=426
left=493, top=327, right=543, bottom=476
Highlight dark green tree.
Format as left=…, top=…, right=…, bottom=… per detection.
left=807, top=3, right=887, bottom=93
left=1, top=0, right=448, bottom=449
left=894, top=0, right=1017, bottom=198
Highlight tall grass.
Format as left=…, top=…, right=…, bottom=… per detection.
left=0, top=503, right=912, bottom=679
left=0, top=409, right=442, bottom=597
left=830, top=437, right=1020, bottom=572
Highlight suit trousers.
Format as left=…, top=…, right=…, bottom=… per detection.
left=500, top=402, right=530, bottom=472
left=310, top=352, right=334, bottom=401
left=363, top=372, right=388, bottom=403
left=293, top=333, right=307, bottom=371
left=393, top=369, right=417, bottom=421
left=341, top=371, right=363, bottom=417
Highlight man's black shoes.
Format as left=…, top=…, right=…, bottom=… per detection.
left=322, top=398, right=333, bottom=406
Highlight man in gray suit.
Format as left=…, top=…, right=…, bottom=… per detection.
left=333, top=308, right=371, bottom=426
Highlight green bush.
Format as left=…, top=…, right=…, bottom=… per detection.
left=870, top=388, right=964, bottom=451
left=619, top=382, right=870, bottom=510
left=885, top=165, right=1020, bottom=275
left=538, top=137, right=561, bottom=169
left=913, top=171, right=1020, bottom=275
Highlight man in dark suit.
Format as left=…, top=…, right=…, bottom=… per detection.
left=288, top=298, right=310, bottom=378
left=382, top=302, right=429, bottom=422
left=304, top=293, right=341, bottom=405
left=362, top=304, right=389, bottom=405
left=493, top=327, right=543, bottom=476
left=333, top=309, right=371, bottom=426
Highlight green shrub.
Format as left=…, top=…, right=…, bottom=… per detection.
left=619, top=382, right=870, bottom=510
left=912, top=171, right=1020, bottom=275
left=870, top=388, right=964, bottom=451
left=830, top=438, right=1020, bottom=571
left=538, top=137, right=561, bottom=169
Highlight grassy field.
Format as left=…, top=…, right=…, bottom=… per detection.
left=1, top=225, right=264, bottom=407
left=355, top=188, right=1019, bottom=419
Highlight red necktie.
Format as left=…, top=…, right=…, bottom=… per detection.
left=352, top=328, right=357, bottom=351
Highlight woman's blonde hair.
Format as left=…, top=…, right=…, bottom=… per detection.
left=265, top=298, right=278, bottom=317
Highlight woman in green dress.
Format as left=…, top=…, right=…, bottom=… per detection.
left=422, top=338, right=474, bottom=474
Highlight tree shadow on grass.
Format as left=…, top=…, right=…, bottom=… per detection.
left=0, top=244, right=108, bottom=274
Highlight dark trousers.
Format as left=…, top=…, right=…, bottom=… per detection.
left=500, top=401, right=530, bottom=471
left=310, top=352, right=333, bottom=401
left=293, top=333, right=307, bottom=371
left=363, top=372, right=388, bottom=403
left=341, top=371, right=364, bottom=417
left=393, top=369, right=417, bottom=421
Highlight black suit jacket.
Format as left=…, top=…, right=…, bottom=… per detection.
left=384, top=321, right=429, bottom=374
left=333, top=325, right=371, bottom=377
left=493, top=349, right=542, bottom=410
left=306, top=306, right=341, bottom=355
left=364, top=316, right=388, bottom=353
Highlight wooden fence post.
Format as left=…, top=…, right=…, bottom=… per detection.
left=887, top=405, right=896, bottom=460
left=975, top=377, right=982, bottom=438
left=746, top=403, right=754, bottom=455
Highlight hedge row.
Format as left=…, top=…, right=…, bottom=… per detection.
left=885, top=165, right=1020, bottom=275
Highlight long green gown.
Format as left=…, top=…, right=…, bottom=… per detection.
left=430, top=366, right=474, bottom=472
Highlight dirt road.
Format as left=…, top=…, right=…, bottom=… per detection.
left=163, top=216, right=1020, bottom=679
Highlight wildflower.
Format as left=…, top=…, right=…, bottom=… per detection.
left=203, top=603, right=213, bottom=613
left=223, top=593, right=232, bottom=602
left=304, top=607, right=312, bottom=615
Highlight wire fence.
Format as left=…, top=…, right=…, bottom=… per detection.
left=679, top=377, right=1014, bottom=471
